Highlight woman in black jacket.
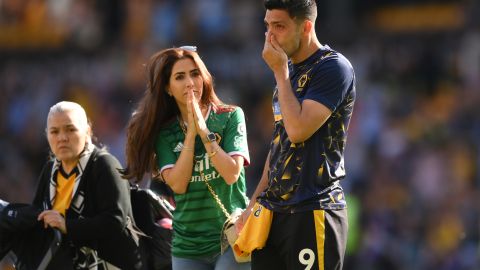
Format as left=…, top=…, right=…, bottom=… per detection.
left=33, top=101, right=141, bottom=269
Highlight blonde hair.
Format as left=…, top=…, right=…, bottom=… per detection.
left=47, top=101, right=92, bottom=143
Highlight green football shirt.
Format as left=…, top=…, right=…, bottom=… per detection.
left=155, top=105, right=250, bottom=258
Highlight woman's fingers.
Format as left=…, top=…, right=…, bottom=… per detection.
left=38, top=209, right=56, bottom=221
left=189, top=89, right=207, bottom=133
left=38, top=210, right=65, bottom=230
left=192, top=100, right=207, bottom=131
left=186, top=89, right=196, bottom=131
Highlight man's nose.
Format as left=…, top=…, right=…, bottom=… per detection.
left=265, top=28, right=273, bottom=37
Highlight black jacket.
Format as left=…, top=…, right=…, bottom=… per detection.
left=33, top=147, right=142, bottom=269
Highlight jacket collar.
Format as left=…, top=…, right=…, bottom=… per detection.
left=48, top=143, right=95, bottom=210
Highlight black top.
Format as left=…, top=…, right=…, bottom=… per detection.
left=259, top=45, right=356, bottom=213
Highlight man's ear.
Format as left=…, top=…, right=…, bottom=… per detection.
left=303, top=20, right=314, bottom=34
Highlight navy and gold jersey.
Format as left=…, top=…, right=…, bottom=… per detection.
left=259, top=45, right=356, bottom=213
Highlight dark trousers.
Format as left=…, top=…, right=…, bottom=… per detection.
left=252, top=208, right=348, bottom=270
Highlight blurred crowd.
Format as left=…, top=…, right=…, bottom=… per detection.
left=1, top=0, right=479, bottom=269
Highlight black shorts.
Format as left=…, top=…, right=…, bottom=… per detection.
left=252, top=208, right=348, bottom=270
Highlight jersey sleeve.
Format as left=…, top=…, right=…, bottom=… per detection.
left=222, top=107, right=250, bottom=166
left=304, top=54, right=354, bottom=112
left=155, top=133, right=177, bottom=173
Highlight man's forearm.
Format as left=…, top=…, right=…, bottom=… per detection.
left=275, top=73, right=305, bottom=143
left=248, top=152, right=271, bottom=209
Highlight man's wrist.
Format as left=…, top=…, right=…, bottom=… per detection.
left=274, top=69, right=289, bottom=81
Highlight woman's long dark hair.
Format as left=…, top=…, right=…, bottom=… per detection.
left=122, top=48, right=221, bottom=182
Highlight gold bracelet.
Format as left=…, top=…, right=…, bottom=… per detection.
left=208, top=147, right=219, bottom=158
left=183, top=146, right=194, bottom=152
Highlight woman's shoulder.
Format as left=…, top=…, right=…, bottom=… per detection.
left=38, top=158, right=55, bottom=178
left=157, top=119, right=182, bottom=142
left=212, top=104, right=245, bottom=116
left=209, top=105, right=246, bottom=128
left=213, top=103, right=235, bottom=114
left=90, top=147, right=122, bottom=168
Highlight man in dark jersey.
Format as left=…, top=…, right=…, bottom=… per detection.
left=240, top=1, right=356, bottom=269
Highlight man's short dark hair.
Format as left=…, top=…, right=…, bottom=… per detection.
left=264, top=0, right=317, bottom=22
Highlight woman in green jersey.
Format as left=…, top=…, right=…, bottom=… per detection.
left=123, top=47, right=251, bottom=270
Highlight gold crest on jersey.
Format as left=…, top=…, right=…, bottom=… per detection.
left=298, top=74, right=308, bottom=88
